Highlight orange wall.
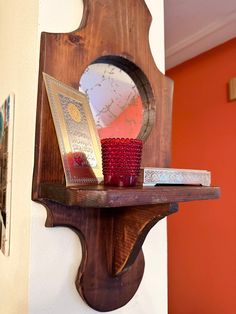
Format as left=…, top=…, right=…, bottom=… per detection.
left=167, top=38, right=236, bottom=314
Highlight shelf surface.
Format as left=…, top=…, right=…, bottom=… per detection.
left=39, top=183, right=220, bottom=208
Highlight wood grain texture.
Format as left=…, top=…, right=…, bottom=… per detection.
left=32, top=0, right=173, bottom=199
left=32, top=0, right=220, bottom=311
left=108, top=203, right=178, bottom=275
left=32, top=0, right=175, bottom=310
left=40, top=200, right=177, bottom=311
left=39, top=183, right=220, bottom=208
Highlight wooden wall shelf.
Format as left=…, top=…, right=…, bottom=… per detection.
left=32, top=0, right=220, bottom=311
left=39, top=183, right=220, bottom=208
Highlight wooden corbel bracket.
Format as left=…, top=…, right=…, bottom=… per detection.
left=39, top=199, right=178, bottom=311
left=33, top=185, right=219, bottom=311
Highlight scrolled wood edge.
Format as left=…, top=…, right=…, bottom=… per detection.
left=36, top=200, right=145, bottom=311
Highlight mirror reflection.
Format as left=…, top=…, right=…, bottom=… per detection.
left=79, top=63, right=143, bottom=139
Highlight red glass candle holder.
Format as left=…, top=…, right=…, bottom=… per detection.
left=101, top=138, right=143, bottom=187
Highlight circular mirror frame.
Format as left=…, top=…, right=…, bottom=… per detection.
left=88, top=55, right=155, bottom=141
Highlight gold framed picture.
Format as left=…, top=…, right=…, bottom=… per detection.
left=43, top=73, right=103, bottom=186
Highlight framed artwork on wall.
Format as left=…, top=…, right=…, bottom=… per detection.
left=0, top=93, right=14, bottom=256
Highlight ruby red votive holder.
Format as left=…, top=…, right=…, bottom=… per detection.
left=101, top=138, right=143, bottom=187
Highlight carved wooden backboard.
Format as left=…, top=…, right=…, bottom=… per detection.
left=32, top=0, right=175, bottom=311
left=33, top=0, right=173, bottom=197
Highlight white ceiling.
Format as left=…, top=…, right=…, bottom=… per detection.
left=164, top=0, right=236, bottom=69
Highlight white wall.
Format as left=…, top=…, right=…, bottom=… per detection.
left=0, top=0, right=167, bottom=313
left=0, top=0, right=39, bottom=313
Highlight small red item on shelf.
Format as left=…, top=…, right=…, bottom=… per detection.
left=101, top=138, right=143, bottom=187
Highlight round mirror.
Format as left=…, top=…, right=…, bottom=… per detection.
left=79, top=62, right=144, bottom=139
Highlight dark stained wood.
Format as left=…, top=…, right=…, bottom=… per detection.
left=32, top=0, right=220, bottom=311
left=39, top=183, right=220, bottom=208
left=42, top=200, right=144, bottom=312
left=32, top=0, right=173, bottom=200
left=107, top=203, right=178, bottom=275
left=41, top=200, right=177, bottom=311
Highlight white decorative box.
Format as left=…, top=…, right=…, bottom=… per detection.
left=138, top=168, right=211, bottom=187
